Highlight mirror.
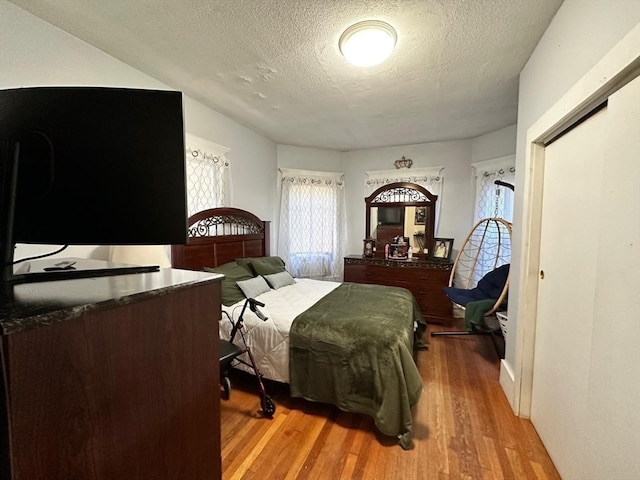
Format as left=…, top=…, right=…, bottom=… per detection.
left=369, top=205, right=432, bottom=251
left=365, top=182, right=437, bottom=257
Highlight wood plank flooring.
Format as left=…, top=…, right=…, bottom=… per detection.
left=220, top=322, right=561, bottom=479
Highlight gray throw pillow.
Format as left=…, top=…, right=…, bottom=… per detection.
left=263, top=271, right=296, bottom=290
left=236, top=275, right=271, bottom=299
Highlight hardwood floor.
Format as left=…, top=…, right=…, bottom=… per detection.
left=220, top=322, right=561, bottom=479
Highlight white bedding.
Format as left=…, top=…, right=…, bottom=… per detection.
left=220, top=278, right=341, bottom=383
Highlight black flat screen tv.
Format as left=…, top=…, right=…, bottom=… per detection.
left=378, top=206, right=404, bottom=226
left=0, top=87, right=187, bottom=284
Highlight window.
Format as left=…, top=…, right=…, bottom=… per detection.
left=469, top=156, right=515, bottom=284
left=278, top=169, right=346, bottom=280
left=185, top=133, right=232, bottom=216
left=473, top=156, right=515, bottom=224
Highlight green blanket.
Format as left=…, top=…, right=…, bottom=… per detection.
left=464, top=298, right=498, bottom=331
left=289, top=282, right=426, bottom=449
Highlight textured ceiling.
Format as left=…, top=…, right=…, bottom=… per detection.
left=9, top=0, right=563, bottom=151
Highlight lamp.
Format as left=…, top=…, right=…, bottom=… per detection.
left=108, top=245, right=171, bottom=268
left=339, top=20, right=397, bottom=67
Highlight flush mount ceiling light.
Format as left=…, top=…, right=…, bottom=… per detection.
left=339, top=20, right=397, bottom=67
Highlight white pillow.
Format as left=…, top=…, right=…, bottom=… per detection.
left=236, top=275, right=271, bottom=299
left=263, top=271, right=296, bottom=290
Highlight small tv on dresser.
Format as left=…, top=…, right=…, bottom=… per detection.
left=0, top=87, right=187, bottom=285
left=377, top=206, right=404, bottom=225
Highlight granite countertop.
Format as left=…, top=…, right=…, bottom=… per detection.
left=0, top=258, right=223, bottom=335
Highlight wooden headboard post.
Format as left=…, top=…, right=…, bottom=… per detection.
left=171, top=207, right=270, bottom=271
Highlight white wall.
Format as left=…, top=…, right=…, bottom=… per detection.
left=278, top=131, right=517, bottom=271
left=0, top=0, right=278, bottom=262
left=185, top=98, right=277, bottom=224
left=505, top=0, right=640, bottom=407
left=277, top=145, right=344, bottom=172
left=471, top=124, right=517, bottom=163
left=341, top=141, right=473, bottom=257
left=342, top=126, right=519, bottom=260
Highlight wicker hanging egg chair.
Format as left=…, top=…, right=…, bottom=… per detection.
left=431, top=180, right=514, bottom=357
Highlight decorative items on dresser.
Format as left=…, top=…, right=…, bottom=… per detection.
left=343, top=255, right=454, bottom=325
left=363, top=238, right=375, bottom=257
left=0, top=260, right=223, bottom=480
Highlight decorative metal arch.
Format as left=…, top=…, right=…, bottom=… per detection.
left=369, top=185, right=433, bottom=204
left=188, top=214, right=264, bottom=238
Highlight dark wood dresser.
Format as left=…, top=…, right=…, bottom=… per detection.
left=344, top=255, right=453, bottom=325
left=0, top=261, right=223, bottom=480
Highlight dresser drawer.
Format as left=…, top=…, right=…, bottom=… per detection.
left=416, top=286, right=453, bottom=318
left=344, top=264, right=386, bottom=284
left=391, top=281, right=450, bottom=317
left=343, top=256, right=454, bottom=325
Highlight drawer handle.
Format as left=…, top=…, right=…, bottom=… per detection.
left=365, top=272, right=373, bottom=276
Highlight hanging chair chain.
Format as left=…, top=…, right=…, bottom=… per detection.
left=482, top=166, right=515, bottom=218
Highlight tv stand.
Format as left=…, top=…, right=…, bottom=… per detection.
left=0, top=263, right=224, bottom=479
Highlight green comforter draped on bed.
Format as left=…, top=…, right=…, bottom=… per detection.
left=289, top=282, right=426, bottom=449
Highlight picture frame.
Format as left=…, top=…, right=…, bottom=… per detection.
left=414, top=207, right=426, bottom=225
left=432, top=237, right=454, bottom=261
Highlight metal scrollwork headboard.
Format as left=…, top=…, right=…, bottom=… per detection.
left=171, top=207, right=270, bottom=271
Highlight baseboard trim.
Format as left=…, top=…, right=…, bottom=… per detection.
left=499, top=359, right=518, bottom=414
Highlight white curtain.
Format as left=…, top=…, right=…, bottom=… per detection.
left=278, top=168, right=346, bottom=280
left=185, top=133, right=232, bottom=216
left=470, top=156, right=515, bottom=285
left=472, top=155, right=515, bottom=223
left=365, top=167, right=444, bottom=234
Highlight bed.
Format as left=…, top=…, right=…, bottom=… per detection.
left=171, top=207, right=426, bottom=448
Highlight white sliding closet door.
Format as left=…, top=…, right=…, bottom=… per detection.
left=531, top=75, right=640, bottom=479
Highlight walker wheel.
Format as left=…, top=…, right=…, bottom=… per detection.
left=221, top=376, right=231, bottom=401
left=261, top=396, right=276, bottom=418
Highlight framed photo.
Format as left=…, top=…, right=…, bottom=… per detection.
left=432, top=238, right=454, bottom=261
left=414, top=207, right=426, bottom=225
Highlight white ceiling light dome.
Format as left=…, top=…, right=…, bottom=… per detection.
left=339, top=20, right=397, bottom=67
